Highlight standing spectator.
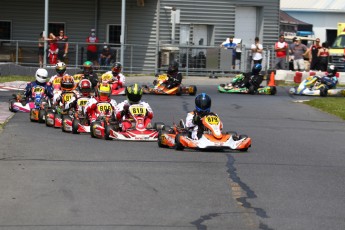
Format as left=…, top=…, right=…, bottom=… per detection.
left=251, top=37, right=263, bottom=65
left=57, top=29, right=69, bottom=63
left=289, top=37, right=308, bottom=71
left=308, top=38, right=321, bottom=71
left=48, top=33, right=58, bottom=65
left=317, top=42, right=329, bottom=71
left=220, top=36, right=237, bottom=69
left=274, top=35, right=288, bottom=70
left=38, top=32, right=45, bottom=68
left=98, top=45, right=113, bottom=67
left=86, top=29, right=99, bottom=66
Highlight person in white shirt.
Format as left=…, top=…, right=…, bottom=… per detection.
left=251, top=37, right=263, bottom=65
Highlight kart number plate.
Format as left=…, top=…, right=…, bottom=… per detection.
left=33, top=87, right=45, bottom=93
left=101, top=74, right=112, bottom=81
left=205, top=115, right=219, bottom=125
left=78, top=99, right=88, bottom=106
left=53, top=77, right=61, bottom=84
left=97, top=103, right=113, bottom=112
left=129, top=105, right=147, bottom=116
left=157, top=75, right=168, bottom=81
left=63, top=93, right=74, bottom=103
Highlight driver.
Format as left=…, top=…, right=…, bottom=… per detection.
left=228, top=63, right=263, bottom=90
left=101, top=62, right=126, bottom=92
left=320, top=65, right=338, bottom=89
left=49, top=62, right=69, bottom=92
left=115, top=83, right=153, bottom=131
left=24, top=68, right=53, bottom=102
left=80, top=61, right=99, bottom=93
left=185, top=93, right=221, bottom=140
left=165, top=62, right=182, bottom=89
left=84, top=82, right=117, bottom=123
left=53, top=75, right=78, bottom=112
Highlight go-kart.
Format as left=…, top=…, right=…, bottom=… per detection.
left=104, top=104, right=164, bottom=141
left=141, top=74, right=197, bottom=96
left=100, top=73, right=125, bottom=95
left=157, top=113, right=252, bottom=152
left=289, top=75, right=345, bottom=97
left=218, top=73, right=276, bottom=95
left=61, top=97, right=91, bottom=133
left=45, top=91, right=76, bottom=128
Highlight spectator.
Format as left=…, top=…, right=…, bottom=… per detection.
left=274, top=35, right=288, bottom=70
left=38, top=32, right=45, bottom=68
left=317, top=42, right=329, bottom=71
left=220, top=36, right=237, bottom=69
left=289, top=37, right=308, bottom=71
left=308, top=38, right=321, bottom=71
left=86, top=29, right=99, bottom=66
left=99, top=45, right=113, bottom=67
left=56, top=29, right=69, bottom=63
left=251, top=37, right=263, bottom=65
left=47, top=33, right=58, bottom=65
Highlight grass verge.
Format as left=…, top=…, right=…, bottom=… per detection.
left=304, top=97, right=345, bottom=120
left=0, top=75, right=35, bottom=83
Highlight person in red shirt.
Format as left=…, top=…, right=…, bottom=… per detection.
left=274, top=35, right=288, bottom=70
left=48, top=33, right=58, bottom=65
left=86, top=29, right=99, bottom=66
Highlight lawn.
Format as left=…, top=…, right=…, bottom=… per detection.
left=304, top=97, right=345, bottom=120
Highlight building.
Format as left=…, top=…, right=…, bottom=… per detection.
left=0, top=0, right=280, bottom=74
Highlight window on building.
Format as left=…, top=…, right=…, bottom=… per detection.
left=0, top=21, right=12, bottom=40
left=108, top=25, right=121, bottom=46
left=48, top=23, right=66, bottom=36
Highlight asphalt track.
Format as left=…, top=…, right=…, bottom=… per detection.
left=0, top=77, right=345, bottom=230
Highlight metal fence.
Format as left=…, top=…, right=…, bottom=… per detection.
left=0, top=39, right=279, bottom=76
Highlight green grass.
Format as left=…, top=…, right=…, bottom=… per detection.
left=304, top=97, right=345, bottom=120
left=0, top=75, right=35, bottom=83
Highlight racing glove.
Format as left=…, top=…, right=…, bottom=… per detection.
left=192, top=114, right=202, bottom=126
left=120, top=104, right=130, bottom=117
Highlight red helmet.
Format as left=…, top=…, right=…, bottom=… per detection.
left=78, top=79, right=92, bottom=96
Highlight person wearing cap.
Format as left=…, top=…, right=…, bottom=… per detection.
left=98, top=45, right=113, bottom=67
left=289, top=37, right=308, bottom=71
left=220, top=36, right=237, bottom=69
left=86, top=29, right=99, bottom=66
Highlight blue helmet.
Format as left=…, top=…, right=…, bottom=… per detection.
left=195, top=93, right=211, bottom=113
left=252, top=63, right=262, bottom=75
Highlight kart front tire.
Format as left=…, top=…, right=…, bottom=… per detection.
left=104, top=125, right=112, bottom=140
left=320, top=86, right=328, bottom=97
left=30, top=109, right=36, bottom=122
left=38, top=110, right=45, bottom=123
left=176, top=86, right=183, bottom=96
left=72, top=119, right=80, bottom=134
left=248, top=85, right=256, bottom=95
left=158, top=130, right=169, bottom=148
left=90, top=121, right=101, bottom=138
left=270, top=86, right=277, bottom=95
left=45, top=110, right=54, bottom=127
left=238, top=135, right=249, bottom=152
left=62, top=115, right=71, bottom=132
left=175, top=134, right=185, bottom=151
left=189, top=85, right=197, bottom=96
left=153, top=122, right=165, bottom=131
left=9, top=101, right=16, bottom=112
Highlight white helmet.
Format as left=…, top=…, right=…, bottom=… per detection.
left=35, top=68, right=48, bottom=83
left=289, top=87, right=296, bottom=94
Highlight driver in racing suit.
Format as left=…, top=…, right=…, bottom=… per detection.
left=164, top=62, right=182, bottom=89
left=24, top=68, right=53, bottom=102
left=53, top=75, right=79, bottom=112
left=185, top=93, right=221, bottom=140
left=77, top=61, right=99, bottom=95
left=84, top=82, right=117, bottom=123
left=227, top=63, right=263, bottom=90
left=319, top=65, right=338, bottom=89
left=100, top=62, right=125, bottom=92
left=49, top=62, right=69, bottom=93
left=115, top=83, right=153, bottom=131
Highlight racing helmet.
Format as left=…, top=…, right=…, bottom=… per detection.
left=195, top=93, right=211, bottom=113
left=252, top=64, right=262, bottom=75
left=98, top=82, right=111, bottom=101
left=83, top=61, right=93, bottom=75
left=56, top=62, right=66, bottom=75
left=78, top=79, right=92, bottom=96
left=327, top=65, right=337, bottom=77
left=61, top=75, right=75, bottom=91
left=112, top=62, right=122, bottom=75
left=167, top=62, right=178, bottom=76
left=35, top=68, right=48, bottom=83
left=125, top=83, right=143, bottom=104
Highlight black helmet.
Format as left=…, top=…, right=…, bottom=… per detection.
left=252, top=63, right=262, bottom=75
left=125, top=83, right=143, bottom=104
left=327, top=65, right=337, bottom=77
left=112, top=62, right=122, bottom=75
left=83, top=61, right=93, bottom=75
left=167, top=62, right=178, bottom=76
left=195, top=93, right=211, bottom=113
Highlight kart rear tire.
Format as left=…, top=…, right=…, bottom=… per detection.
left=226, top=131, right=238, bottom=140
left=9, top=101, right=16, bottom=112
left=176, top=86, right=183, bottom=96
left=38, top=110, right=45, bottom=123
left=248, top=85, right=256, bottom=95
left=153, top=122, right=165, bottom=131
left=189, top=85, right=197, bottom=96
left=270, top=86, right=277, bottom=95
left=90, top=121, right=101, bottom=138
left=320, top=86, right=328, bottom=97
left=104, top=124, right=112, bottom=140
left=72, top=119, right=80, bottom=134
left=175, top=134, right=185, bottom=151
left=238, top=135, right=249, bottom=152
left=158, top=130, right=169, bottom=148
